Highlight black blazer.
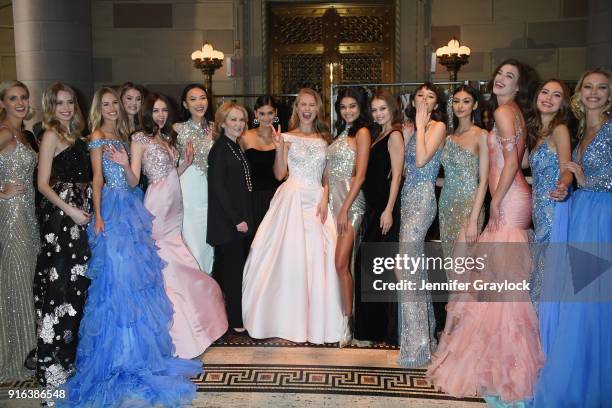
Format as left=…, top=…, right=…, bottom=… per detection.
left=207, top=134, right=254, bottom=246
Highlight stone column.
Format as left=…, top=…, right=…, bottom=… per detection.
left=12, top=0, right=93, bottom=123
left=586, top=0, right=612, bottom=69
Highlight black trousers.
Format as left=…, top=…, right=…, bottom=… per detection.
left=212, top=238, right=248, bottom=328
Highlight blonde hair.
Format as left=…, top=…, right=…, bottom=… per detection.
left=0, top=80, right=34, bottom=121
left=89, top=87, right=130, bottom=141
left=213, top=102, right=248, bottom=141
left=42, top=82, right=85, bottom=145
left=571, top=68, right=611, bottom=138
left=289, top=88, right=331, bottom=143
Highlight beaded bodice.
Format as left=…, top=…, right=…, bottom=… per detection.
left=441, top=138, right=479, bottom=197
left=132, top=132, right=177, bottom=184
left=88, top=139, right=130, bottom=189
left=283, top=133, right=327, bottom=187
left=0, top=141, right=37, bottom=205
left=574, top=119, right=612, bottom=193
left=529, top=139, right=559, bottom=241
left=175, top=119, right=214, bottom=174
left=404, top=135, right=441, bottom=188
left=326, top=129, right=356, bottom=184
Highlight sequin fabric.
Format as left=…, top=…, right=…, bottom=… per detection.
left=89, top=139, right=130, bottom=189
left=325, top=129, right=365, bottom=227
left=284, top=134, right=328, bottom=187
left=574, top=119, right=612, bottom=193
left=0, top=141, right=38, bottom=382
left=398, top=135, right=440, bottom=368
left=132, top=132, right=178, bottom=183
left=439, top=138, right=484, bottom=267
left=34, top=139, right=92, bottom=389
left=176, top=119, right=214, bottom=174
left=528, top=139, right=560, bottom=310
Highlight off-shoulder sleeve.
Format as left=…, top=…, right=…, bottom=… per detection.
left=282, top=133, right=294, bottom=143
left=88, top=139, right=106, bottom=150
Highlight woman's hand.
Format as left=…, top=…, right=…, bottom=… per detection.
left=316, top=199, right=328, bottom=224
left=549, top=180, right=569, bottom=201
left=104, top=144, right=130, bottom=168
left=488, top=200, right=504, bottom=233
left=236, top=221, right=248, bottom=233
left=336, top=207, right=349, bottom=235
left=0, top=181, right=26, bottom=198
left=270, top=124, right=283, bottom=148
left=415, top=100, right=430, bottom=131
left=67, top=206, right=91, bottom=226
left=380, top=209, right=393, bottom=235
left=464, top=219, right=479, bottom=243
left=562, top=162, right=585, bottom=187
left=183, top=141, right=194, bottom=166
left=93, top=216, right=105, bottom=236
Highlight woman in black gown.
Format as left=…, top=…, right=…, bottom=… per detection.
left=354, top=91, right=404, bottom=344
left=239, top=95, right=282, bottom=236
left=34, top=83, right=92, bottom=389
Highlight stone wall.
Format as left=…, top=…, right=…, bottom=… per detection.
left=92, top=0, right=243, bottom=103
left=430, top=0, right=588, bottom=82
left=0, top=2, right=15, bottom=82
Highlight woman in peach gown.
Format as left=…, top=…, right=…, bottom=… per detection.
left=108, top=93, right=227, bottom=358
left=427, top=59, right=544, bottom=405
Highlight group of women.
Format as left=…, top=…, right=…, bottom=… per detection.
left=0, top=59, right=610, bottom=407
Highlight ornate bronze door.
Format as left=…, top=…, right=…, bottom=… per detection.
left=268, top=2, right=395, bottom=111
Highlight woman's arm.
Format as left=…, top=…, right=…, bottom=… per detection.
left=272, top=126, right=288, bottom=180
left=337, top=127, right=371, bottom=234
left=90, top=130, right=105, bottom=235
left=549, top=124, right=573, bottom=200
left=414, top=101, right=446, bottom=167
left=380, top=130, right=404, bottom=235
left=489, top=105, right=520, bottom=231
left=37, top=131, right=90, bottom=225
left=465, top=130, right=490, bottom=242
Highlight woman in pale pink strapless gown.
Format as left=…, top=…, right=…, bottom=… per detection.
left=109, top=94, right=228, bottom=358
left=427, top=60, right=543, bottom=404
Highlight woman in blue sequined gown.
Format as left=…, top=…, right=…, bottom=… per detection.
left=534, top=69, right=612, bottom=407
left=58, top=88, right=200, bottom=408
left=398, top=83, right=446, bottom=367
left=525, top=79, right=573, bottom=311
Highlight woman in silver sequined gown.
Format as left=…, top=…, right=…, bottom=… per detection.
left=326, top=88, right=370, bottom=345
left=0, top=80, right=38, bottom=382
left=173, top=84, right=215, bottom=273
left=398, top=83, right=446, bottom=367
left=439, top=86, right=488, bottom=272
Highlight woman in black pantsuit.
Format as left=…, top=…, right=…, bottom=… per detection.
left=207, top=102, right=253, bottom=331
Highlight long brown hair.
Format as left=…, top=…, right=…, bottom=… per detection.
left=139, top=93, right=177, bottom=146
left=570, top=68, right=612, bottom=138
left=526, top=79, right=571, bottom=150
left=42, top=82, right=85, bottom=145
left=288, top=88, right=331, bottom=143
left=370, top=90, right=402, bottom=139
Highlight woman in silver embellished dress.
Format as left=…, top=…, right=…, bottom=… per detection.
left=398, top=83, right=446, bottom=367
left=326, top=87, right=370, bottom=346
left=0, top=80, right=38, bottom=382
left=173, top=84, right=215, bottom=273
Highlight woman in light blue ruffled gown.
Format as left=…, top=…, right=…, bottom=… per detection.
left=534, top=69, right=612, bottom=407
left=57, top=88, right=201, bottom=408
left=526, top=79, right=573, bottom=311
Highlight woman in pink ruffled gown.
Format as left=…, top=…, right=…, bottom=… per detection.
left=427, top=59, right=544, bottom=405
left=108, top=93, right=228, bottom=358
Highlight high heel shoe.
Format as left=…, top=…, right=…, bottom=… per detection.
left=338, top=315, right=353, bottom=348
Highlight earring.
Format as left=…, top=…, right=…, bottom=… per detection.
left=273, top=116, right=280, bottom=124
left=253, top=117, right=259, bottom=126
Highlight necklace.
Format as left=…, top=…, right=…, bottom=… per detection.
left=226, top=141, right=252, bottom=192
